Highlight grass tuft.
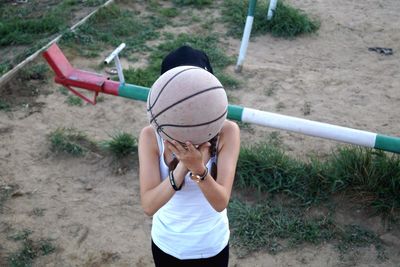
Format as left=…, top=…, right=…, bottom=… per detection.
left=66, top=95, right=83, bottom=106
left=124, top=33, right=238, bottom=89
left=48, top=127, right=97, bottom=156
left=172, top=0, right=212, bottom=7
left=7, top=229, right=55, bottom=267
left=60, top=4, right=159, bottom=57
left=19, top=64, right=49, bottom=81
left=102, top=132, right=137, bottom=158
left=229, top=198, right=386, bottom=257
left=0, top=99, right=11, bottom=112
left=236, top=142, right=400, bottom=219
left=222, top=0, right=319, bottom=38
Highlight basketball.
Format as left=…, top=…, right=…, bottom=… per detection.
left=147, top=66, right=228, bottom=145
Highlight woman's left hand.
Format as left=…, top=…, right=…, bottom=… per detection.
left=165, top=140, right=210, bottom=174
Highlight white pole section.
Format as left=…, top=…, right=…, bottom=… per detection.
left=104, top=43, right=126, bottom=84
left=242, top=107, right=377, bottom=148
left=104, top=43, right=126, bottom=64
left=235, top=0, right=257, bottom=73
left=267, top=0, right=278, bottom=20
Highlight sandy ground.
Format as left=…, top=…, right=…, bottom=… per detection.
left=1, top=0, right=400, bottom=266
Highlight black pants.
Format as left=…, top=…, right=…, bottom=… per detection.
left=151, top=240, right=229, bottom=267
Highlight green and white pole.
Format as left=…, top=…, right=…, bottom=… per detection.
left=235, top=0, right=257, bottom=73
left=115, top=83, right=400, bottom=154
left=267, top=0, right=278, bottom=20
left=228, top=104, right=400, bottom=154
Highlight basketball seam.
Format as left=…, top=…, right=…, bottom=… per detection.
left=156, top=109, right=227, bottom=129
left=147, top=66, right=200, bottom=112
left=149, top=86, right=224, bottom=124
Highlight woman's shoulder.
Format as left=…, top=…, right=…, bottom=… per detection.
left=221, top=120, right=240, bottom=136
left=139, top=126, right=158, bottom=148
left=217, top=120, right=240, bottom=150
left=140, top=125, right=155, bottom=136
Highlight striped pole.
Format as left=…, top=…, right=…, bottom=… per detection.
left=267, top=0, right=278, bottom=20
left=227, top=105, right=400, bottom=154
left=235, top=0, right=257, bottom=73
left=42, top=44, right=400, bottom=154
left=115, top=83, right=400, bottom=154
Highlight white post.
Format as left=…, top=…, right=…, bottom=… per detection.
left=104, top=43, right=126, bottom=84
left=235, top=0, right=257, bottom=73
left=267, top=0, right=278, bottom=20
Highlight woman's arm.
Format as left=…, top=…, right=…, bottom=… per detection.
left=165, top=120, right=240, bottom=212
left=196, top=121, right=240, bottom=211
left=138, top=126, right=187, bottom=216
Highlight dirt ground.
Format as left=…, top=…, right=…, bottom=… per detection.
left=1, top=0, right=400, bottom=266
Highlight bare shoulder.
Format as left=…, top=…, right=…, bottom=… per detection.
left=140, top=125, right=156, bottom=139
left=222, top=120, right=240, bottom=132
left=139, top=126, right=158, bottom=153
left=218, top=120, right=240, bottom=150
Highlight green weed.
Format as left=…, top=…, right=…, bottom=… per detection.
left=19, top=64, right=49, bottom=81
left=337, top=224, right=386, bottom=260
left=236, top=142, right=400, bottom=219
left=172, top=0, right=212, bottom=7
left=7, top=229, right=55, bottom=267
left=229, top=198, right=386, bottom=258
left=124, top=33, right=237, bottom=88
left=66, top=95, right=83, bottom=106
left=0, top=99, right=11, bottom=111
left=222, top=0, right=319, bottom=38
left=49, top=127, right=97, bottom=156
left=0, top=62, right=11, bottom=76
left=58, top=87, right=69, bottom=96
left=102, top=132, right=137, bottom=158
left=60, top=4, right=159, bottom=56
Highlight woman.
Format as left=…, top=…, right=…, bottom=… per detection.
left=139, top=46, right=240, bottom=266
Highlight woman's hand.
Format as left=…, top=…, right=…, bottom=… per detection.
left=165, top=140, right=210, bottom=174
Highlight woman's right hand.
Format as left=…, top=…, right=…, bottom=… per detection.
left=165, top=140, right=210, bottom=174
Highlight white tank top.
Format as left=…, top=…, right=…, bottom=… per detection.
left=151, top=133, right=230, bottom=260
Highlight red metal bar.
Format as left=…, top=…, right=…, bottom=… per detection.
left=43, top=43, right=119, bottom=104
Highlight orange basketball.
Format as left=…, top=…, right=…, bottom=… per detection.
left=147, top=66, right=228, bottom=145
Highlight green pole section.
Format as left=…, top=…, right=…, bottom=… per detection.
left=248, top=0, right=257, bottom=16
left=118, top=83, right=243, bottom=121
left=118, top=83, right=245, bottom=121
left=118, top=83, right=149, bottom=102
left=114, top=83, right=400, bottom=154
left=375, top=134, right=400, bottom=154
left=227, top=104, right=244, bottom=121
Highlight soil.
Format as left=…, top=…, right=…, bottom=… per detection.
left=1, top=0, right=400, bottom=266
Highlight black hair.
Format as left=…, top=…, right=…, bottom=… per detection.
left=161, top=45, right=214, bottom=75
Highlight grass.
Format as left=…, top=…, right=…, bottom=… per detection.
left=0, top=0, right=107, bottom=75
left=229, top=198, right=386, bottom=258
left=235, top=142, right=400, bottom=219
left=0, top=99, right=11, bottom=112
left=172, top=0, right=212, bottom=7
left=18, top=64, right=49, bottom=81
left=60, top=4, right=160, bottom=57
left=222, top=0, right=319, bottom=38
left=49, top=127, right=97, bottom=156
left=66, top=95, right=83, bottom=106
left=58, top=3, right=237, bottom=89
left=124, top=33, right=238, bottom=89
left=7, top=229, right=55, bottom=267
left=101, top=132, right=137, bottom=158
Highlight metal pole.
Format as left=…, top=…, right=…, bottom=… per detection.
left=267, top=0, right=278, bottom=20
left=235, top=0, right=257, bottom=73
